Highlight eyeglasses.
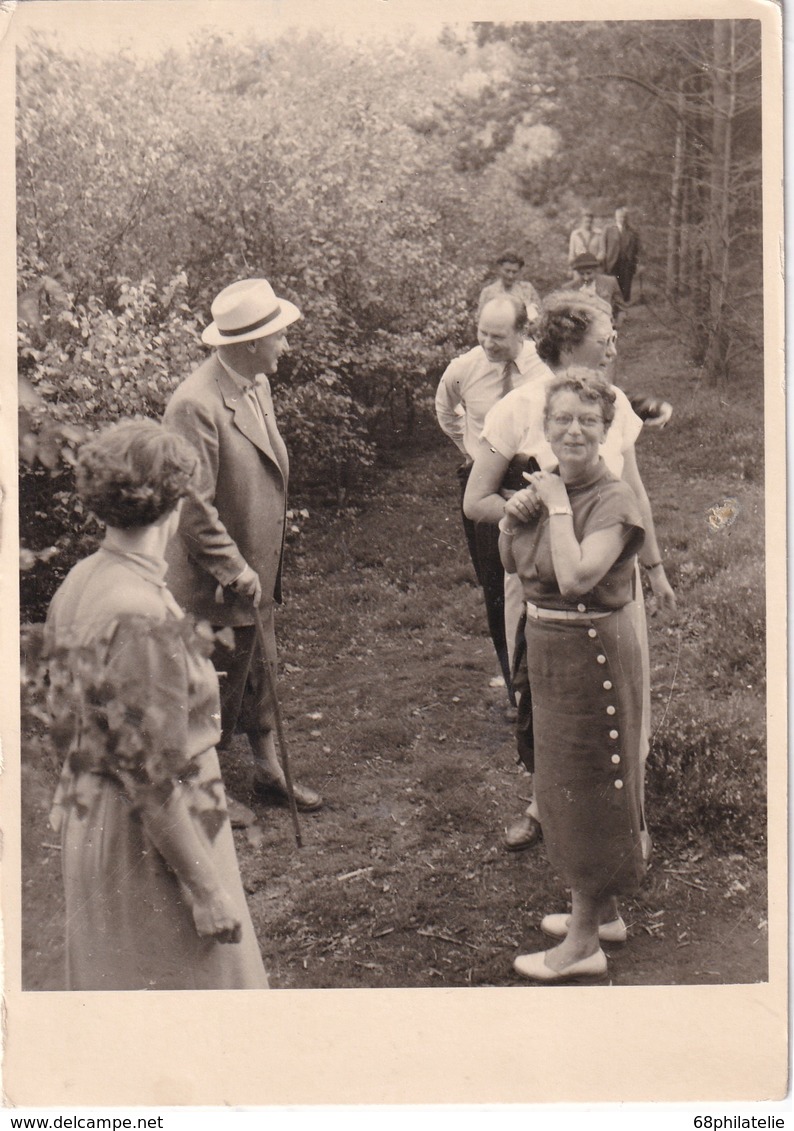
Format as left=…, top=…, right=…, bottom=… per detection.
left=548, top=413, right=604, bottom=430
left=595, top=334, right=618, bottom=348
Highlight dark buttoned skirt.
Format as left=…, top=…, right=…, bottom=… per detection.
left=526, top=603, right=647, bottom=898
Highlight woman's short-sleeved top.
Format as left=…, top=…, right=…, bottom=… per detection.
left=511, top=461, right=645, bottom=611
left=482, top=366, right=643, bottom=479
left=46, top=546, right=222, bottom=831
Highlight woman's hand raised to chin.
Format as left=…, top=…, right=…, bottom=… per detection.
left=503, top=485, right=541, bottom=525
left=524, top=470, right=571, bottom=511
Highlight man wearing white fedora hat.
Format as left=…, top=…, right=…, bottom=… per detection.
left=164, top=278, right=323, bottom=818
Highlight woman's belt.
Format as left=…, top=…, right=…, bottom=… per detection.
left=525, top=601, right=612, bottom=623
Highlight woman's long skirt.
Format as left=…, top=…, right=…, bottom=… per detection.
left=526, top=604, right=647, bottom=898
left=58, top=747, right=269, bottom=991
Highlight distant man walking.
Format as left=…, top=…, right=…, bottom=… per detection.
left=477, top=251, right=542, bottom=334
left=164, top=278, right=323, bottom=819
left=603, top=206, right=641, bottom=302
left=435, top=295, right=548, bottom=707
left=568, top=210, right=603, bottom=268
left=569, top=252, right=626, bottom=325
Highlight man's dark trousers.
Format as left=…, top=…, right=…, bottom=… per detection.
left=457, top=461, right=516, bottom=708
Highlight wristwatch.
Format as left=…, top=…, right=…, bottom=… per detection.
left=548, top=506, right=573, bottom=517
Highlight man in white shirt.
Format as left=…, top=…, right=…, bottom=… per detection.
left=435, top=295, right=548, bottom=709
left=568, top=211, right=604, bottom=268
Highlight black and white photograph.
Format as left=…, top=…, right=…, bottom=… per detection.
left=2, top=0, right=786, bottom=1108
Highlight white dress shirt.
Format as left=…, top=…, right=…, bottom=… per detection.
left=435, top=340, right=549, bottom=462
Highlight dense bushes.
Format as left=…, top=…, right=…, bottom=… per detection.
left=16, top=268, right=457, bottom=614
left=18, top=274, right=204, bottom=617
left=17, top=32, right=552, bottom=611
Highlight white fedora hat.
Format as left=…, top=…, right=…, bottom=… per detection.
left=201, top=278, right=301, bottom=347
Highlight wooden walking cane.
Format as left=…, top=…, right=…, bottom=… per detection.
left=252, top=606, right=303, bottom=849
left=215, top=583, right=303, bottom=848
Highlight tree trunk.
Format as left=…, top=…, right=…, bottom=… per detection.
left=666, top=82, right=686, bottom=297
left=678, top=157, right=691, bottom=300
left=705, top=20, right=735, bottom=384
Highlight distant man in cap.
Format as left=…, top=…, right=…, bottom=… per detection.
left=569, top=252, right=626, bottom=326
left=477, top=251, right=541, bottom=334
left=164, top=278, right=323, bottom=819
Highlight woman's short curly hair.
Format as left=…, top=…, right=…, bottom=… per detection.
left=544, top=367, right=617, bottom=431
left=535, top=290, right=613, bottom=366
left=76, top=419, right=198, bottom=529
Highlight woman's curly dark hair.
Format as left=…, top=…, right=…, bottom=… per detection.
left=76, top=420, right=198, bottom=529
left=535, top=290, right=613, bottom=366
left=544, top=367, right=617, bottom=431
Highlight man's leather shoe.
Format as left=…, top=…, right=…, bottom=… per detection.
left=253, top=777, right=324, bottom=812
left=226, top=796, right=257, bottom=829
left=503, top=812, right=542, bottom=852
left=540, top=914, right=627, bottom=945
left=513, top=948, right=608, bottom=983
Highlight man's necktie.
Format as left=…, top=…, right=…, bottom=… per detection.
left=502, top=359, right=518, bottom=398
left=245, top=380, right=267, bottom=430
left=248, top=379, right=289, bottom=478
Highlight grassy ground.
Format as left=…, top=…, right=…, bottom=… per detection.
left=21, top=302, right=768, bottom=990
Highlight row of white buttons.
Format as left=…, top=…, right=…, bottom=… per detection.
left=610, top=723, right=624, bottom=787
left=588, top=634, right=622, bottom=787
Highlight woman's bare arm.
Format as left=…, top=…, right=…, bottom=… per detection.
left=463, top=443, right=512, bottom=523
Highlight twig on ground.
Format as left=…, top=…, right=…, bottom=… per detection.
left=337, top=866, right=374, bottom=882
left=417, top=928, right=482, bottom=952
left=672, top=876, right=708, bottom=891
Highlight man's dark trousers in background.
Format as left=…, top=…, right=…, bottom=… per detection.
left=457, top=461, right=516, bottom=709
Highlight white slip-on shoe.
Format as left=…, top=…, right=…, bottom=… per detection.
left=513, top=948, right=608, bottom=983
left=540, top=913, right=627, bottom=945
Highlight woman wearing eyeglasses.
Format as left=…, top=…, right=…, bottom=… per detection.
left=498, top=370, right=646, bottom=981
left=464, top=291, right=675, bottom=853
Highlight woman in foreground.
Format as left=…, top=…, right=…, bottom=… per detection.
left=46, top=420, right=268, bottom=990
left=499, top=372, right=647, bottom=982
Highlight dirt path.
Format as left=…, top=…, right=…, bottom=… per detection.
left=22, top=428, right=767, bottom=990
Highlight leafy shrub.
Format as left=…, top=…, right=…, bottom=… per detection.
left=18, top=273, right=204, bottom=619
left=273, top=379, right=375, bottom=503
